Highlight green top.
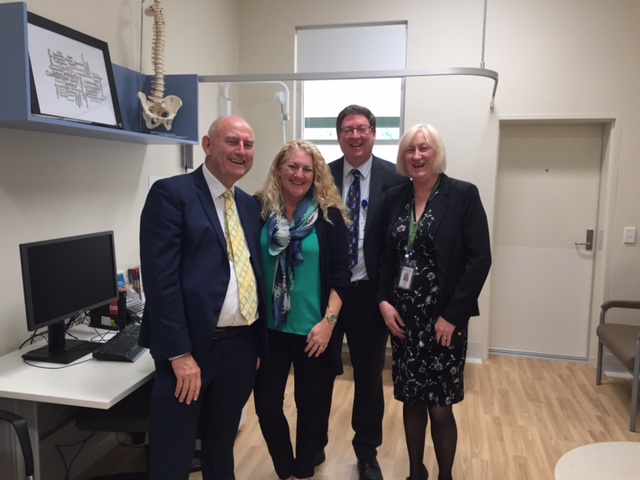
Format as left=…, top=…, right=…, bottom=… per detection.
left=260, top=224, right=321, bottom=336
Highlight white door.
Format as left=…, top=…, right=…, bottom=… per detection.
left=489, top=123, right=603, bottom=359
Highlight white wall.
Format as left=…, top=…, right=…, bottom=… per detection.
left=0, top=0, right=241, bottom=356
left=2, top=0, right=639, bottom=362
left=235, top=0, right=640, bottom=359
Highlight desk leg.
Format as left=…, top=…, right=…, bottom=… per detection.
left=0, top=398, right=41, bottom=480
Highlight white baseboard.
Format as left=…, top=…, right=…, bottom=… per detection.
left=466, top=341, right=483, bottom=364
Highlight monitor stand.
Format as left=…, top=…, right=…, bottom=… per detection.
left=22, top=322, right=101, bottom=364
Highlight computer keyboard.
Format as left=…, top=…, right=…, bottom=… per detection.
left=126, top=299, right=145, bottom=319
left=93, top=322, right=147, bottom=362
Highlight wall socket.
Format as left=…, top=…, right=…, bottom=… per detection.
left=623, top=226, right=637, bottom=244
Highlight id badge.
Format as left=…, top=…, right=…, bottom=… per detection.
left=397, top=261, right=416, bottom=290
left=358, top=212, right=366, bottom=241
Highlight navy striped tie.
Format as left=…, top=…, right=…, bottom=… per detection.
left=347, top=169, right=361, bottom=268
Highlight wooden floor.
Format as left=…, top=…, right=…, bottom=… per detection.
left=74, top=355, right=640, bottom=480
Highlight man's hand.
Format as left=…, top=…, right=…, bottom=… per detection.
left=171, top=353, right=201, bottom=404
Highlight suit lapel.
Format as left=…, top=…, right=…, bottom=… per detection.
left=234, top=189, right=262, bottom=279
left=426, top=174, right=450, bottom=237
left=365, top=156, right=384, bottom=237
left=330, top=158, right=345, bottom=192
left=193, top=167, right=228, bottom=253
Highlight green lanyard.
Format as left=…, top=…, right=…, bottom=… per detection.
left=407, top=175, right=440, bottom=254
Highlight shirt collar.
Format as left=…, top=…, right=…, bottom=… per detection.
left=202, top=165, right=233, bottom=200
left=343, top=156, right=373, bottom=180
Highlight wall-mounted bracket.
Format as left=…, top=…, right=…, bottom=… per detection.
left=218, top=81, right=291, bottom=120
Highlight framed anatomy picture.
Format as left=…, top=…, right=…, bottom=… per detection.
left=27, top=11, right=123, bottom=129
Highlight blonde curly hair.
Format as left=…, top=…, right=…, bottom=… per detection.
left=256, top=140, right=349, bottom=225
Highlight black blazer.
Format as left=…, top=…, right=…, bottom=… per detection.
left=329, top=155, right=409, bottom=285
left=314, top=207, right=351, bottom=375
left=138, top=166, right=268, bottom=363
left=378, top=174, right=492, bottom=328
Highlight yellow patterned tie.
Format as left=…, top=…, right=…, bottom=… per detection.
left=222, top=189, right=257, bottom=324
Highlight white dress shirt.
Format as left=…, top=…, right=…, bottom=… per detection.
left=202, top=166, right=256, bottom=327
left=341, top=157, right=372, bottom=283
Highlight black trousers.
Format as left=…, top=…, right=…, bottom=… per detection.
left=254, top=329, right=333, bottom=479
left=148, top=330, right=258, bottom=480
left=334, top=281, right=389, bottom=460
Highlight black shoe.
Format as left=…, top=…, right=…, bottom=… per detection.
left=314, top=449, right=326, bottom=467
left=357, top=458, right=383, bottom=480
left=406, top=464, right=429, bottom=480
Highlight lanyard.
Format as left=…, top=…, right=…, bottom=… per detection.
left=407, top=175, right=440, bottom=254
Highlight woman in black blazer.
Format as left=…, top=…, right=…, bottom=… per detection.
left=378, top=124, right=491, bottom=480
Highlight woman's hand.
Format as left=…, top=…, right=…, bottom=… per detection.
left=434, top=316, right=456, bottom=347
left=379, top=301, right=406, bottom=339
left=305, top=318, right=334, bottom=357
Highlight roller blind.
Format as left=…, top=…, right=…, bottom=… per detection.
left=296, top=24, right=407, bottom=73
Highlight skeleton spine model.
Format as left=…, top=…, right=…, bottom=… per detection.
left=137, top=0, right=182, bottom=131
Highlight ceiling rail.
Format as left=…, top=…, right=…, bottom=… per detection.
left=199, top=67, right=498, bottom=110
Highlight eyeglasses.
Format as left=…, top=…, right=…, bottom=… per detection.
left=338, top=125, right=373, bottom=136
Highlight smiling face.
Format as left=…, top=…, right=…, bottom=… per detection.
left=278, top=148, right=314, bottom=207
left=403, top=130, right=438, bottom=185
left=202, top=117, right=255, bottom=188
left=337, top=113, right=376, bottom=168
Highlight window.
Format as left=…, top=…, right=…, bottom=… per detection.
left=296, top=24, right=407, bottom=163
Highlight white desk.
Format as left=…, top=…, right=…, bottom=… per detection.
left=0, top=326, right=154, bottom=479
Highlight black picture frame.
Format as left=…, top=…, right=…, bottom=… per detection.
left=27, top=12, right=123, bottom=129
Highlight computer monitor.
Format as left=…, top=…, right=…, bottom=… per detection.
left=19, top=231, right=118, bottom=364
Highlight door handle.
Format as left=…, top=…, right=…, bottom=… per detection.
left=574, top=229, right=594, bottom=251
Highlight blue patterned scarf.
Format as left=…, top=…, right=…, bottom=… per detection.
left=267, top=191, right=319, bottom=327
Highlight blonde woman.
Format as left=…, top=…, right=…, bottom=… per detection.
left=378, top=124, right=491, bottom=480
left=254, top=140, right=350, bottom=480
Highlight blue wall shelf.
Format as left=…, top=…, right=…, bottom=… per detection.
left=0, top=2, right=199, bottom=146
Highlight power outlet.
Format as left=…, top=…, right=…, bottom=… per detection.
left=623, top=226, right=636, bottom=244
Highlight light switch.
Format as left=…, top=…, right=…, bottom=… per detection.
left=623, top=226, right=637, bottom=244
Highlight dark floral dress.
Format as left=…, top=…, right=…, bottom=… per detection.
left=390, top=197, right=467, bottom=407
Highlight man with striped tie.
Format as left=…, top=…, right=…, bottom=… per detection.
left=326, top=105, right=409, bottom=480
left=139, top=116, right=267, bottom=480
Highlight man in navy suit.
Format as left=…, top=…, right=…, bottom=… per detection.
left=325, top=105, right=409, bottom=480
left=139, top=116, right=267, bottom=480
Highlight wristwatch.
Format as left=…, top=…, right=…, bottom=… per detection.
left=323, top=312, right=338, bottom=325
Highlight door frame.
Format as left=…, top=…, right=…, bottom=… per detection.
left=491, top=114, right=620, bottom=362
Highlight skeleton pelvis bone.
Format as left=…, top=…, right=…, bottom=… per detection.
left=137, top=92, right=182, bottom=131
